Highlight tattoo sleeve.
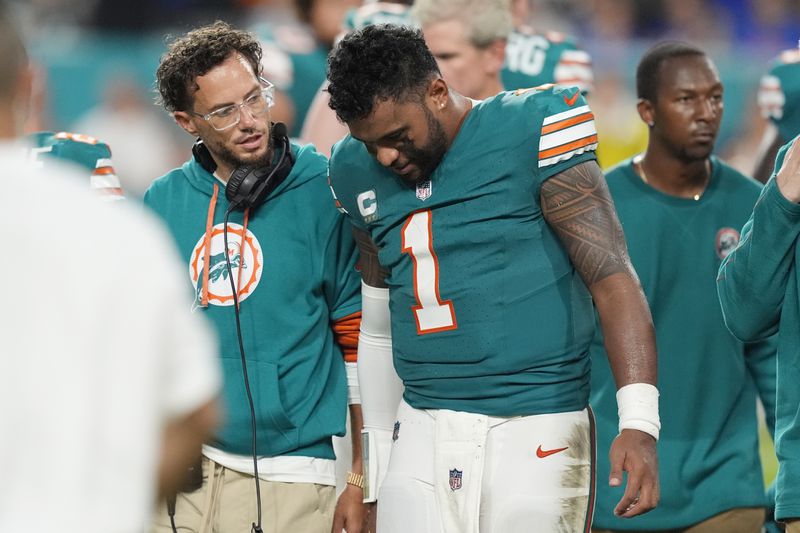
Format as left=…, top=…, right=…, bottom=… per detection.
left=542, top=161, right=656, bottom=387
left=540, top=161, right=635, bottom=287
left=352, top=226, right=390, bottom=288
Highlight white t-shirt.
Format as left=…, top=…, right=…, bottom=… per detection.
left=0, top=142, right=221, bottom=533
left=200, top=362, right=361, bottom=489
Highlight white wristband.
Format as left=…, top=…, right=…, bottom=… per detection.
left=617, top=383, right=660, bottom=441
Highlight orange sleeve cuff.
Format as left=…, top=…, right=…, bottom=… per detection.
left=333, top=311, right=361, bottom=363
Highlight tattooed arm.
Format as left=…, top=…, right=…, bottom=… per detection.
left=353, top=226, right=390, bottom=288
left=540, top=160, right=656, bottom=387
left=540, top=160, right=659, bottom=518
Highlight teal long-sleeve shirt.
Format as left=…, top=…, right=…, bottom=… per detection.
left=718, top=139, right=800, bottom=521
left=590, top=157, right=776, bottom=530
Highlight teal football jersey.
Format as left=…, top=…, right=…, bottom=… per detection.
left=502, top=28, right=593, bottom=94
left=759, top=49, right=800, bottom=142
left=342, top=2, right=415, bottom=32
left=28, top=131, right=123, bottom=199
left=329, top=86, right=598, bottom=416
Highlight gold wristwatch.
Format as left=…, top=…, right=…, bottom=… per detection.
left=346, top=471, right=365, bottom=489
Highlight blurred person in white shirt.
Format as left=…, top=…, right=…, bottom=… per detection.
left=0, top=3, right=221, bottom=531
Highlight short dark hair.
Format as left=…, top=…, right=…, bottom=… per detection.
left=0, top=1, right=28, bottom=99
left=636, top=41, right=705, bottom=102
left=327, top=24, right=440, bottom=123
left=156, top=20, right=262, bottom=113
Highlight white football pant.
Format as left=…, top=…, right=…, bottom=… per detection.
left=377, top=400, right=595, bottom=533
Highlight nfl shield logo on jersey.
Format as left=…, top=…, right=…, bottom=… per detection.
left=449, top=469, right=463, bottom=491
left=416, top=179, right=432, bottom=201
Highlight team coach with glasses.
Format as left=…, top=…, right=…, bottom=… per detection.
left=144, top=21, right=366, bottom=533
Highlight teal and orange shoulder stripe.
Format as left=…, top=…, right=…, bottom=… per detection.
left=91, top=157, right=124, bottom=200
left=538, top=104, right=597, bottom=168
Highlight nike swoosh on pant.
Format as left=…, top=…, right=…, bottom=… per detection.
left=536, top=445, right=569, bottom=458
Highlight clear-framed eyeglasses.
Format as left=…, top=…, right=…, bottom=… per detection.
left=191, top=78, right=275, bottom=131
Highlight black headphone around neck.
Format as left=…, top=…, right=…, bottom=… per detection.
left=180, top=122, right=296, bottom=533
left=191, top=122, right=295, bottom=211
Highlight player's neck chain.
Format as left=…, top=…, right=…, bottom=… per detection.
left=635, top=155, right=710, bottom=201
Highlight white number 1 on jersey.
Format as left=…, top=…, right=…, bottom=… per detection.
left=401, top=210, right=457, bottom=335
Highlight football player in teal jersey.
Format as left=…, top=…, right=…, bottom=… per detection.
left=147, top=21, right=365, bottom=533
left=0, top=8, right=220, bottom=531
left=503, top=0, right=593, bottom=93
left=326, top=24, right=658, bottom=533
left=719, top=108, right=800, bottom=533
left=590, top=42, right=776, bottom=533
left=28, top=131, right=124, bottom=199
left=754, top=47, right=800, bottom=183
left=413, top=0, right=591, bottom=103
left=503, top=27, right=592, bottom=94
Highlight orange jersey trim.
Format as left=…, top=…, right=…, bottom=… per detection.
left=333, top=311, right=362, bottom=362
left=539, top=134, right=598, bottom=160
left=541, top=112, right=593, bottom=135
left=541, top=111, right=594, bottom=135
left=92, top=166, right=117, bottom=176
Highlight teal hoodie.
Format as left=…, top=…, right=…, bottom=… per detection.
left=718, top=137, right=800, bottom=521
left=144, top=142, right=361, bottom=459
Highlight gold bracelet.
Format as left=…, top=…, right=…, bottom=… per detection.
left=346, top=471, right=365, bottom=489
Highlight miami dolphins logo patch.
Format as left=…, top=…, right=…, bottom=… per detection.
left=715, top=227, right=740, bottom=259
left=189, top=223, right=263, bottom=309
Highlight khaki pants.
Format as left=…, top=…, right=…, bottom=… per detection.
left=785, top=519, right=800, bottom=533
left=592, top=507, right=765, bottom=533
left=151, top=457, right=335, bottom=533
